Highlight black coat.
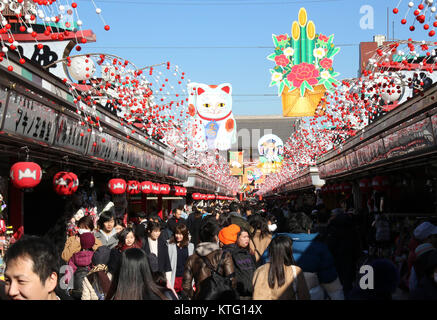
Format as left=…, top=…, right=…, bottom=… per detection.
left=222, top=244, right=256, bottom=297
left=187, top=213, right=203, bottom=246
left=142, top=237, right=172, bottom=273
left=167, top=216, right=187, bottom=234
left=409, top=276, right=437, bottom=300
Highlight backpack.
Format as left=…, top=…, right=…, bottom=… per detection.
left=70, top=266, right=89, bottom=300
left=194, top=252, right=238, bottom=300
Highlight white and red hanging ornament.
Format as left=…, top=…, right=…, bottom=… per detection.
left=53, top=171, right=79, bottom=196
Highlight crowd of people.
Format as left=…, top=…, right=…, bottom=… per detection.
left=1, top=197, right=436, bottom=300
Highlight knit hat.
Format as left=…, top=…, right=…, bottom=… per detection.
left=413, top=222, right=437, bottom=241
left=80, top=232, right=95, bottom=250
left=415, top=243, right=435, bottom=258
left=92, top=245, right=111, bottom=266
left=218, top=224, right=240, bottom=245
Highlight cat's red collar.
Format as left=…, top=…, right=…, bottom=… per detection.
left=197, top=110, right=232, bottom=122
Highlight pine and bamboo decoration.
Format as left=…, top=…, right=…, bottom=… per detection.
left=267, top=7, right=341, bottom=117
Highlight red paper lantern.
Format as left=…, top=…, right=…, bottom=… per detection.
left=10, top=162, right=42, bottom=189
left=152, top=183, right=161, bottom=194
left=340, top=182, right=352, bottom=194
left=108, top=178, right=127, bottom=194
left=127, top=180, right=141, bottom=195
left=141, top=181, right=153, bottom=194
left=160, top=184, right=170, bottom=195
left=359, top=178, right=372, bottom=193
left=192, top=193, right=201, bottom=200
left=181, top=187, right=187, bottom=196
left=53, top=171, right=79, bottom=196
left=372, top=176, right=390, bottom=192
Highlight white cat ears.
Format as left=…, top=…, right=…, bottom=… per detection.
left=190, top=83, right=232, bottom=96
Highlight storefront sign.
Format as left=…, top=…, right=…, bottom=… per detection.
left=54, top=114, right=90, bottom=155
left=2, top=91, right=57, bottom=145
left=87, top=131, right=114, bottom=160
left=356, top=138, right=386, bottom=167
left=345, top=151, right=358, bottom=171
left=0, top=86, right=7, bottom=127
left=383, top=118, right=435, bottom=159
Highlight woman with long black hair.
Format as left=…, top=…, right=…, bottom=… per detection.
left=252, top=235, right=310, bottom=300
left=105, top=248, right=176, bottom=300
left=248, top=214, right=273, bottom=265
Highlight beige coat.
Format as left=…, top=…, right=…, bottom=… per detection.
left=61, top=235, right=102, bottom=263
left=252, top=263, right=310, bottom=300
left=249, top=231, right=272, bottom=263
left=81, top=271, right=112, bottom=300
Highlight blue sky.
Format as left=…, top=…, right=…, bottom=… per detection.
left=74, top=0, right=429, bottom=115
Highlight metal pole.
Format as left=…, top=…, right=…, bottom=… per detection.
left=387, top=7, right=389, bottom=40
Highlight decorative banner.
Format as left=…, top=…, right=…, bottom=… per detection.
left=258, top=134, right=284, bottom=175
left=187, top=82, right=237, bottom=151
left=229, top=151, right=244, bottom=176
left=267, top=7, right=341, bottom=117
left=258, top=134, right=284, bottom=163
left=243, top=165, right=263, bottom=184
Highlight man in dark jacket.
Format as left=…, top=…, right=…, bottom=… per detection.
left=326, top=210, right=361, bottom=296
left=228, top=202, right=252, bottom=233
left=410, top=250, right=437, bottom=300
left=182, top=221, right=236, bottom=299
left=166, top=206, right=187, bottom=234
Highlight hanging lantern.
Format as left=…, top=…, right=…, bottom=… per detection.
left=10, top=162, right=42, bottom=189
left=372, top=176, right=390, bottom=192
left=151, top=183, right=161, bottom=194
left=170, top=185, right=179, bottom=196
left=192, top=193, right=201, bottom=200
left=334, top=183, right=342, bottom=193
left=108, top=178, right=127, bottom=194
left=359, top=178, right=372, bottom=193
left=127, top=180, right=141, bottom=195
left=53, top=171, right=79, bottom=196
left=181, top=187, right=187, bottom=196
left=160, top=184, right=171, bottom=195
left=141, top=181, right=153, bottom=194
left=340, top=182, right=352, bottom=194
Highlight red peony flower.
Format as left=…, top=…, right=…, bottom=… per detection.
left=319, top=58, right=333, bottom=69
left=287, top=63, right=320, bottom=88
left=275, top=54, right=289, bottom=67
left=319, top=34, right=329, bottom=42
left=276, top=34, right=288, bottom=42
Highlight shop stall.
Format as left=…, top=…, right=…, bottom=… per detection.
left=0, top=50, right=192, bottom=236
left=316, top=82, right=437, bottom=217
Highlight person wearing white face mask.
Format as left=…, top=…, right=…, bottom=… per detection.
left=62, top=215, right=102, bottom=263
left=409, top=249, right=437, bottom=300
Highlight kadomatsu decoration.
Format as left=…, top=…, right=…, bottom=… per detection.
left=267, top=7, right=341, bottom=117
